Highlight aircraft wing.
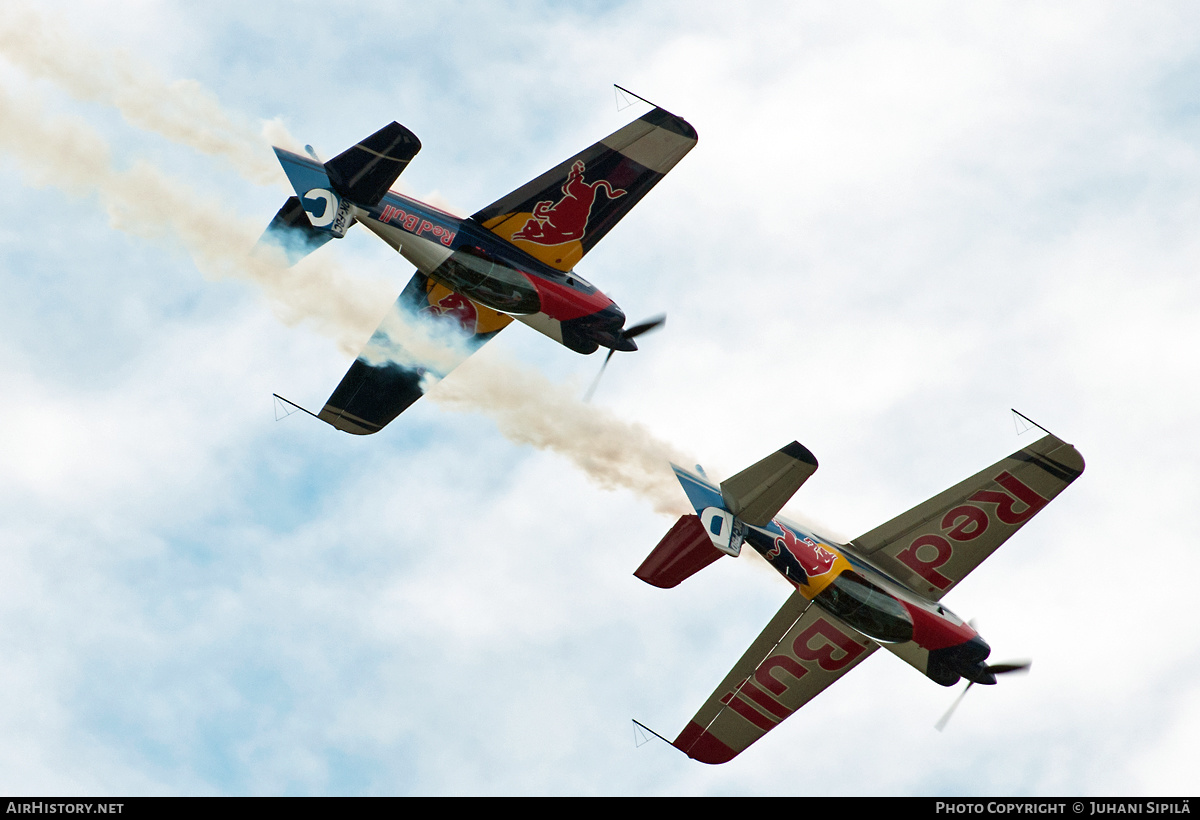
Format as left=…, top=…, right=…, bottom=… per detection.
left=846, top=434, right=1085, bottom=599
left=673, top=592, right=877, bottom=764
left=316, top=272, right=512, bottom=434
left=470, top=107, right=697, bottom=271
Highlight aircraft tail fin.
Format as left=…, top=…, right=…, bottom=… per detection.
left=323, top=121, right=421, bottom=207
left=635, top=443, right=819, bottom=588
left=260, top=122, right=421, bottom=265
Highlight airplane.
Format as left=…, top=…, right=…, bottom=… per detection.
left=262, top=104, right=696, bottom=434
left=634, top=427, right=1084, bottom=763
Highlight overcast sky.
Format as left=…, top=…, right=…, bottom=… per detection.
left=0, top=0, right=1197, bottom=796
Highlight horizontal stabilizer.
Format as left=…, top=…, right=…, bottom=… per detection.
left=258, top=195, right=334, bottom=264
left=635, top=514, right=725, bottom=588
left=720, top=441, right=818, bottom=527
left=324, top=121, right=421, bottom=208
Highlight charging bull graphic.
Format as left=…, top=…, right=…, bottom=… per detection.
left=422, top=290, right=479, bottom=334
left=770, top=525, right=838, bottom=583
left=511, top=161, right=627, bottom=245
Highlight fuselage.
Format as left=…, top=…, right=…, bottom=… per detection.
left=738, top=515, right=996, bottom=687
left=341, top=187, right=630, bottom=355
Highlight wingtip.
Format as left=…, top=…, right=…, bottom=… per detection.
left=640, top=106, right=698, bottom=141
left=781, top=440, right=818, bottom=467
left=673, top=722, right=739, bottom=764
left=1057, top=442, right=1085, bottom=477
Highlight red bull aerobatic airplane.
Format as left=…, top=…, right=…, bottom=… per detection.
left=635, top=427, right=1084, bottom=763
left=262, top=105, right=695, bottom=434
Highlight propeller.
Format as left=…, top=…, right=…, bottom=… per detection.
left=583, top=314, right=666, bottom=401
left=934, top=659, right=1031, bottom=732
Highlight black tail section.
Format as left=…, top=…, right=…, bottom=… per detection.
left=324, top=122, right=421, bottom=208
left=262, top=122, right=423, bottom=265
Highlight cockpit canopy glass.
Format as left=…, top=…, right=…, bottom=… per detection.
left=814, top=570, right=914, bottom=644
left=437, top=246, right=540, bottom=314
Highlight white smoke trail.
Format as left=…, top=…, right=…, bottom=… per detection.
left=0, top=4, right=294, bottom=185
left=433, top=355, right=691, bottom=515
left=0, top=5, right=504, bottom=373
left=0, top=84, right=391, bottom=354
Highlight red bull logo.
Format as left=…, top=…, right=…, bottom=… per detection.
left=511, top=161, right=627, bottom=246
left=422, top=291, right=478, bottom=333
left=771, top=526, right=837, bottom=579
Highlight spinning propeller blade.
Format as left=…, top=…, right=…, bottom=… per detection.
left=583, top=349, right=617, bottom=403
left=584, top=314, right=665, bottom=401
left=935, top=660, right=1031, bottom=732
left=623, top=314, right=666, bottom=339
left=987, top=661, right=1032, bottom=676
left=935, top=682, right=975, bottom=732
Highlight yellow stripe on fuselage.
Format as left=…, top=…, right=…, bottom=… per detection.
left=796, top=550, right=854, bottom=600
